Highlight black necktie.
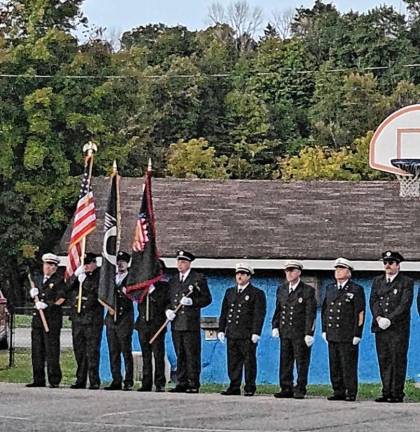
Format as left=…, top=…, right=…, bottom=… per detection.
left=387, top=278, right=391, bottom=284
left=338, top=284, right=342, bottom=290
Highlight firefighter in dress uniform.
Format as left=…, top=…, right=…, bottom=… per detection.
left=272, top=260, right=317, bottom=399
left=322, top=258, right=365, bottom=401
left=135, top=259, right=170, bottom=392
left=104, top=251, right=134, bottom=391
left=165, top=250, right=212, bottom=393
left=68, top=252, right=103, bottom=390
left=218, top=263, right=266, bottom=396
left=370, top=250, right=414, bottom=403
left=27, top=253, right=66, bottom=388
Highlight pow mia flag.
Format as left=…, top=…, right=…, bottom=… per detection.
left=98, top=164, right=120, bottom=313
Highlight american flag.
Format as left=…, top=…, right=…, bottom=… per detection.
left=65, top=156, right=96, bottom=279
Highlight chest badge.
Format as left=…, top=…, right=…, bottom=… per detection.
left=48, top=283, right=54, bottom=289
left=245, top=295, right=249, bottom=301
left=298, top=297, right=303, bottom=303
left=393, top=289, right=398, bottom=295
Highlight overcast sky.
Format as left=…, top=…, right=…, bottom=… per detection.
left=81, top=0, right=408, bottom=37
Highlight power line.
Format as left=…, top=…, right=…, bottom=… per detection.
left=1, top=64, right=420, bottom=80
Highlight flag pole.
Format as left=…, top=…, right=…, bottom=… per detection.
left=77, top=141, right=97, bottom=313
left=114, top=161, right=120, bottom=322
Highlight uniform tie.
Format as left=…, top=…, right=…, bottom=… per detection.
left=289, top=284, right=293, bottom=294
left=338, top=284, right=342, bottom=290
left=387, top=278, right=391, bottom=284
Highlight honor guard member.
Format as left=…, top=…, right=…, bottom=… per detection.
left=370, top=251, right=414, bottom=403
left=218, top=263, right=266, bottom=396
left=272, top=260, right=317, bottom=399
left=165, top=250, right=212, bottom=393
left=135, top=259, right=170, bottom=392
left=68, top=252, right=103, bottom=389
left=322, top=258, right=365, bottom=401
left=104, top=251, right=134, bottom=391
left=27, top=253, right=66, bottom=388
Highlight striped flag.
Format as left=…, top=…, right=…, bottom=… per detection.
left=65, top=155, right=96, bottom=279
left=126, top=162, right=162, bottom=301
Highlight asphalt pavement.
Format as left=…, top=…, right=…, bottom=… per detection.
left=0, top=382, right=419, bottom=432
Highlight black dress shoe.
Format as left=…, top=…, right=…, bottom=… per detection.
left=123, top=385, right=133, bottom=391
left=155, top=387, right=165, bottom=392
left=169, top=386, right=187, bottom=393
left=186, top=388, right=199, bottom=394
left=70, top=383, right=86, bottom=389
left=293, top=392, right=305, bottom=399
left=89, top=384, right=100, bottom=390
left=375, top=396, right=391, bottom=403
left=273, top=391, right=293, bottom=398
left=49, top=383, right=59, bottom=388
left=389, top=397, right=404, bottom=403
left=345, top=396, right=356, bottom=401
left=244, top=392, right=255, bottom=397
left=327, top=395, right=346, bottom=401
left=137, top=387, right=151, bottom=392
left=221, top=388, right=241, bottom=396
left=104, top=384, right=121, bottom=390
left=26, top=383, right=46, bottom=388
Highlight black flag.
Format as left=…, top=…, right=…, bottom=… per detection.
left=98, top=165, right=120, bottom=313
left=126, top=162, right=162, bottom=301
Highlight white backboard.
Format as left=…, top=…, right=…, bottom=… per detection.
left=369, top=104, right=420, bottom=176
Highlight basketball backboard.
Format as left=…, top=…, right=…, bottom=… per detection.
left=369, top=104, right=420, bottom=176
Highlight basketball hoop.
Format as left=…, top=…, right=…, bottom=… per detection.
left=391, top=159, right=420, bottom=198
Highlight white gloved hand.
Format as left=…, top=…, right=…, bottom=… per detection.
left=165, top=309, right=176, bottom=321
left=217, top=332, right=225, bottom=343
left=322, top=332, right=327, bottom=343
left=304, top=335, right=314, bottom=347
left=74, top=265, right=85, bottom=277
left=29, top=288, right=39, bottom=299
left=352, top=337, right=361, bottom=345
left=180, top=297, right=193, bottom=306
left=35, top=301, right=48, bottom=310
left=377, top=317, right=391, bottom=330
left=78, top=273, right=86, bottom=283
left=251, top=334, right=260, bottom=344
left=272, top=328, right=279, bottom=338
left=122, top=286, right=127, bottom=295
left=148, top=284, right=156, bottom=295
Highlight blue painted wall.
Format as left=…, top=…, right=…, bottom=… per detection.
left=98, top=271, right=420, bottom=385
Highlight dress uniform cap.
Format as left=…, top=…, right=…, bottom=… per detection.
left=235, top=262, right=254, bottom=275
left=42, top=253, right=60, bottom=265
left=84, top=252, right=98, bottom=264
left=382, top=250, right=404, bottom=263
left=116, top=251, right=131, bottom=263
left=176, top=250, right=195, bottom=262
left=284, top=260, right=303, bottom=271
left=334, top=257, right=353, bottom=270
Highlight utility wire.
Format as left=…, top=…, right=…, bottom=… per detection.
left=1, top=64, right=420, bottom=80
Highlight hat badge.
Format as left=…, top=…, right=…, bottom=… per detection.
left=386, top=251, right=391, bottom=257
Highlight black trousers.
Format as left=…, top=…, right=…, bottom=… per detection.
left=227, top=337, right=257, bottom=394
left=172, top=330, right=201, bottom=389
left=137, top=326, right=166, bottom=389
left=105, top=315, right=134, bottom=387
left=280, top=336, right=311, bottom=394
left=31, top=326, right=62, bottom=386
left=328, top=341, right=359, bottom=397
left=375, top=329, right=409, bottom=399
left=72, top=321, right=103, bottom=387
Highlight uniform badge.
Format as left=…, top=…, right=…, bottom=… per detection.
left=48, top=283, right=54, bottom=289
left=245, top=295, right=249, bottom=301
left=393, top=289, right=398, bottom=295
left=346, top=293, right=354, bottom=300
left=298, top=297, right=303, bottom=303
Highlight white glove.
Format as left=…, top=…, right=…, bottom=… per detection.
left=322, top=332, right=327, bottom=343
left=352, top=337, right=361, bottom=345
left=35, top=301, right=48, bottom=310
left=74, top=265, right=85, bottom=277
left=271, top=328, right=279, bottom=338
left=180, top=297, right=193, bottom=306
left=251, top=334, right=260, bottom=344
left=217, top=332, right=225, bottom=343
left=30, top=288, right=39, bottom=298
left=122, top=286, right=127, bottom=295
left=77, top=273, right=86, bottom=283
left=304, top=335, right=314, bottom=347
left=148, top=284, right=155, bottom=295
left=165, top=309, right=176, bottom=321
left=377, top=317, right=391, bottom=330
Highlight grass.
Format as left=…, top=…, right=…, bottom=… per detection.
left=14, top=314, right=72, bottom=329
left=1, top=350, right=419, bottom=401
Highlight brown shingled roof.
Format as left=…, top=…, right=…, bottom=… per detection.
left=59, top=178, right=420, bottom=261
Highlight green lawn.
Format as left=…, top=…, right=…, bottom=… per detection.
left=14, top=314, right=72, bottom=328
left=1, top=349, right=419, bottom=400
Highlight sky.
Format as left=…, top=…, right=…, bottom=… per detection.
left=81, top=0, right=408, bottom=38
